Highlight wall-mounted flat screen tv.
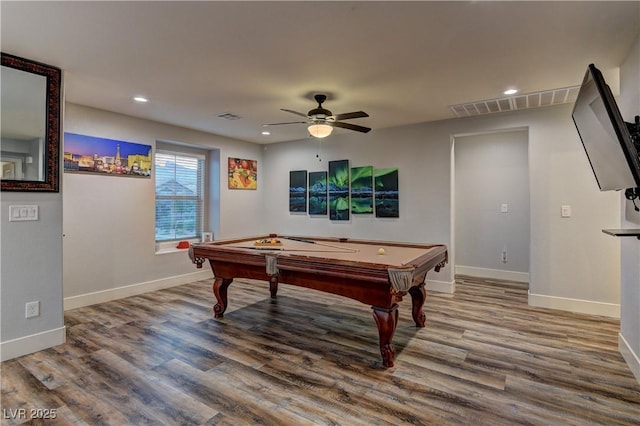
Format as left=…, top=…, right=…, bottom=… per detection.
left=572, top=64, right=640, bottom=191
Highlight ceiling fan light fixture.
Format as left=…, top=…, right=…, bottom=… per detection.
left=308, top=123, right=333, bottom=138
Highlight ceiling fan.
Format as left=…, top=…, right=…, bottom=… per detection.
left=264, top=94, right=371, bottom=138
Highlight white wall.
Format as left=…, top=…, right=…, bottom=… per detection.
left=1, top=192, right=64, bottom=360
left=618, top=32, right=640, bottom=382
left=62, top=104, right=265, bottom=307
left=455, top=130, right=530, bottom=282
left=262, top=103, right=621, bottom=315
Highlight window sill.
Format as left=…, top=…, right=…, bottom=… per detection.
left=155, top=247, right=192, bottom=255
left=155, top=238, right=200, bottom=255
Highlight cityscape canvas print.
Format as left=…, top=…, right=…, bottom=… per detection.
left=228, top=157, right=257, bottom=189
left=350, top=165, right=373, bottom=214
left=308, top=171, right=328, bottom=215
left=328, top=159, right=350, bottom=220
left=63, top=132, right=152, bottom=177
left=289, top=170, right=307, bottom=212
left=375, top=168, right=399, bottom=217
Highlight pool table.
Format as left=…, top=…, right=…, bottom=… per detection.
left=189, top=234, right=448, bottom=367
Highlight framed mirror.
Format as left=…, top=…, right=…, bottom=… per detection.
left=1, top=52, right=61, bottom=192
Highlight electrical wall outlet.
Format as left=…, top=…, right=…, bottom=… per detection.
left=501, top=251, right=508, bottom=263
left=25, top=301, right=40, bottom=318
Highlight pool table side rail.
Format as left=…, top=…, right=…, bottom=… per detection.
left=190, top=235, right=448, bottom=307
left=191, top=235, right=447, bottom=278
left=192, top=234, right=447, bottom=256
left=195, top=234, right=444, bottom=248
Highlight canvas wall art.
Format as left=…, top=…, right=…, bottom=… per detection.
left=328, top=159, right=349, bottom=220
left=350, top=165, right=373, bottom=214
left=63, top=132, right=152, bottom=177
left=308, top=171, right=328, bottom=215
left=228, top=157, right=257, bottom=189
left=289, top=170, right=307, bottom=212
left=374, top=168, right=399, bottom=218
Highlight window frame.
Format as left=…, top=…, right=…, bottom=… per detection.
left=154, top=149, right=206, bottom=249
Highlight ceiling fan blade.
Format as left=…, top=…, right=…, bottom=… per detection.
left=281, top=108, right=308, bottom=118
left=263, top=121, right=308, bottom=126
left=333, top=111, right=369, bottom=120
left=330, top=121, right=371, bottom=133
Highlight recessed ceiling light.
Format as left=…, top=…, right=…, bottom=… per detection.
left=261, top=131, right=271, bottom=136
left=133, top=96, right=148, bottom=103
left=504, top=89, right=518, bottom=95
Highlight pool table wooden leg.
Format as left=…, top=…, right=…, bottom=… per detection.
left=409, top=282, right=427, bottom=327
left=269, top=276, right=279, bottom=298
left=212, top=277, right=233, bottom=318
left=372, top=305, right=399, bottom=368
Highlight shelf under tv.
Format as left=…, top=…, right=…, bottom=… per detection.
left=602, top=229, right=640, bottom=239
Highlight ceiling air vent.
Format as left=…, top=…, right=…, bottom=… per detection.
left=449, top=86, right=580, bottom=118
left=217, top=112, right=241, bottom=120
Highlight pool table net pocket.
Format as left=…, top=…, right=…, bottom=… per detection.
left=387, top=267, right=415, bottom=294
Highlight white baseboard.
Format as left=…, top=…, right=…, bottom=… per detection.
left=426, top=279, right=455, bottom=294
left=64, top=270, right=213, bottom=310
left=455, top=265, right=529, bottom=283
left=620, top=333, right=640, bottom=384
left=1, top=326, right=66, bottom=362
left=528, top=290, right=620, bottom=318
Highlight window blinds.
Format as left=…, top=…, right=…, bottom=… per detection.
left=155, top=151, right=204, bottom=241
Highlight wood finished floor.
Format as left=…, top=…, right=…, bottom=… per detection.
left=2, top=275, right=640, bottom=425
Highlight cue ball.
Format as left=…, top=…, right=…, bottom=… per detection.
left=377, top=248, right=385, bottom=255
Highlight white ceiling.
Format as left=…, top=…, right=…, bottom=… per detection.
left=2, top=1, right=638, bottom=144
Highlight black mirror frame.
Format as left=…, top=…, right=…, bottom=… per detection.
left=1, top=52, right=61, bottom=192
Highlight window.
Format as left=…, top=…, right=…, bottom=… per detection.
left=155, top=151, right=204, bottom=242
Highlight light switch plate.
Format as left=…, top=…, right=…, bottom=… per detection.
left=561, top=205, right=571, bottom=218
left=8, top=205, right=38, bottom=222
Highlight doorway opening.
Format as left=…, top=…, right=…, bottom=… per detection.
left=452, top=128, right=530, bottom=286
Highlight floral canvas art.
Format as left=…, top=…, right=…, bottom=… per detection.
left=228, top=157, right=257, bottom=189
